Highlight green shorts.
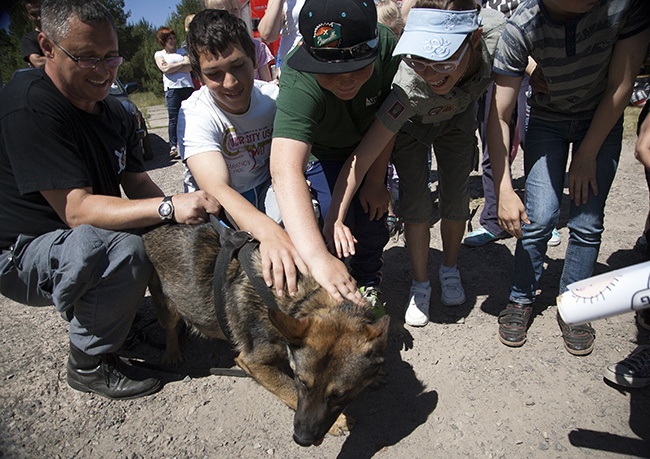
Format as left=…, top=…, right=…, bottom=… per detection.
left=392, top=108, right=478, bottom=223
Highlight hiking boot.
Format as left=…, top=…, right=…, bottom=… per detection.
left=547, top=228, right=562, bottom=247
left=604, top=345, right=650, bottom=388
left=498, top=302, right=533, bottom=347
left=637, top=309, right=650, bottom=331
left=404, top=282, right=431, bottom=327
left=67, top=344, right=161, bottom=400
left=439, top=265, right=465, bottom=306
left=360, top=286, right=386, bottom=319
left=557, top=314, right=595, bottom=356
left=463, top=226, right=509, bottom=247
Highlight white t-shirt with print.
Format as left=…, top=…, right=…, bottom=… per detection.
left=178, top=80, right=279, bottom=194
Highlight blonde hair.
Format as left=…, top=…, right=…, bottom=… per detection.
left=376, top=0, right=404, bottom=38
left=203, top=0, right=240, bottom=16
left=184, top=13, right=195, bottom=31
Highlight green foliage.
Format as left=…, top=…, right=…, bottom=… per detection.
left=1, top=0, right=202, bottom=96
left=1, top=1, right=33, bottom=84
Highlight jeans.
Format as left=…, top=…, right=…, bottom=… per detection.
left=510, top=115, right=623, bottom=304
left=0, top=226, right=152, bottom=355
left=305, top=160, right=388, bottom=287
left=165, top=87, right=194, bottom=148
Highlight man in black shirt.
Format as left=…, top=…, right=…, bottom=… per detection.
left=0, top=0, right=220, bottom=400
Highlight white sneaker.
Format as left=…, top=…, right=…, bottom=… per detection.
left=404, top=283, right=431, bottom=327
left=439, top=265, right=466, bottom=306
left=548, top=228, right=561, bottom=247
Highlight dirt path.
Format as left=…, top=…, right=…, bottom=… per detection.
left=1, top=106, right=648, bottom=459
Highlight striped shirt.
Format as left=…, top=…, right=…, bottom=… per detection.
left=493, top=0, right=650, bottom=120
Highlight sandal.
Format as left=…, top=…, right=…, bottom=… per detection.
left=498, top=302, right=533, bottom=347
left=557, top=313, right=595, bottom=356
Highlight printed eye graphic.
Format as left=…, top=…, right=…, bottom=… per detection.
left=569, top=276, right=620, bottom=303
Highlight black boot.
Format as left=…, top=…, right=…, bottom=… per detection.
left=67, top=344, right=161, bottom=400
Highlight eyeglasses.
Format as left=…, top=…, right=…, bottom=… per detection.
left=403, top=43, right=469, bottom=74
left=51, top=39, right=123, bottom=69
left=309, top=37, right=379, bottom=63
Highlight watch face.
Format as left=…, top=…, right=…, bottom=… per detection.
left=159, top=202, right=173, bottom=218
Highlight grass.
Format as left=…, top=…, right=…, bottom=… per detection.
left=129, top=91, right=165, bottom=128
left=130, top=91, right=164, bottom=108
left=624, top=104, right=643, bottom=137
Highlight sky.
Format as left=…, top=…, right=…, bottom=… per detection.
left=123, top=0, right=182, bottom=28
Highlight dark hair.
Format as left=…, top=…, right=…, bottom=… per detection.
left=186, top=9, right=256, bottom=76
left=41, top=0, right=114, bottom=42
left=414, top=0, right=479, bottom=11
left=156, top=27, right=176, bottom=47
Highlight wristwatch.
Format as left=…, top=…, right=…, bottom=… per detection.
left=158, top=196, right=175, bottom=222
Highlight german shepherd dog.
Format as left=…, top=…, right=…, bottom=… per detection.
left=142, top=223, right=390, bottom=446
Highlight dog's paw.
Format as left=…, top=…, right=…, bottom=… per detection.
left=369, top=367, right=388, bottom=389
left=162, top=350, right=184, bottom=367
left=328, top=412, right=355, bottom=436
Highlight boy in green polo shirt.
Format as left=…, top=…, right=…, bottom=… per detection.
left=269, top=0, right=400, bottom=313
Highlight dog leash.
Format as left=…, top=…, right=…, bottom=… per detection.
left=209, top=214, right=281, bottom=344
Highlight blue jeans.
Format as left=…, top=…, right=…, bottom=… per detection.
left=510, top=115, right=623, bottom=304
left=165, top=87, right=194, bottom=148
left=306, top=160, right=389, bottom=287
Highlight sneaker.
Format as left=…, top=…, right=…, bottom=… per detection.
left=547, top=228, right=561, bottom=247
left=387, top=215, right=403, bottom=238
left=439, top=265, right=466, bottom=306
left=463, top=226, right=508, bottom=247
left=169, top=146, right=179, bottom=158
left=498, top=302, right=533, bottom=347
left=604, top=345, right=650, bottom=388
left=637, top=309, right=650, bottom=331
left=404, top=283, right=431, bottom=327
left=557, top=314, right=595, bottom=356
left=359, top=286, right=386, bottom=319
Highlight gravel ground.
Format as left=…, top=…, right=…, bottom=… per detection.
left=0, top=105, right=648, bottom=459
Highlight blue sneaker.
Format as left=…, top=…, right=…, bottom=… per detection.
left=463, top=226, right=508, bottom=247
left=548, top=228, right=561, bottom=247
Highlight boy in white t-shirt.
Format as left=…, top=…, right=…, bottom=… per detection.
left=178, top=9, right=306, bottom=296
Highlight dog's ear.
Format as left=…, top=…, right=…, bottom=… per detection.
left=365, top=315, right=390, bottom=347
left=267, top=308, right=312, bottom=346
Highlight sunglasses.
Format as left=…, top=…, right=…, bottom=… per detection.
left=309, top=37, right=379, bottom=63
left=403, top=42, right=469, bottom=74
left=51, top=39, right=124, bottom=69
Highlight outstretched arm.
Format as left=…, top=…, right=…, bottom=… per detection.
left=187, top=151, right=307, bottom=297
left=270, top=137, right=365, bottom=305
left=323, top=118, right=395, bottom=257
left=487, top=73, right=529, bottom=238
left=569, top=28, right=650, bottom=206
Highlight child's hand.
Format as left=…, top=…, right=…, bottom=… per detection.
left=359, top=180, right=390, bottom=220
left=259, top=227, right=308, bottom=297
left=497, top=189, right=529, bottom=238
left=308, top=255, right=366, bottom=306
left=324, top=218, right=357, bottom=258
left=568, top=154, right=598, bottom=206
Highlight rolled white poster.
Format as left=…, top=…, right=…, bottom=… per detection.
left=557, top=260, right=650, bottom=325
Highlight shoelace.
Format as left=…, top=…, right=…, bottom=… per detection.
left=621, top=347, right=650, bottom=375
